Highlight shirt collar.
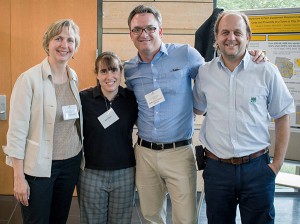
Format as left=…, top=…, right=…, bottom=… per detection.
left=92, top=84, right=126, bottom=99
left=41, top=57, right=77, bottom=82
left=242, top=50, right=252, bottom=69
left=41, top=57, right=52, bottom=80
left=217, top=50, right=250, bottom=71
left=160, top=43, right=168, bottom=55
left=134, top=42, right=168, bottom=63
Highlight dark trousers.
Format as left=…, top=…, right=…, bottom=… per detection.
left=203, top=153, right=275, bottom=224
left=21, top=152, right=82, bottom=224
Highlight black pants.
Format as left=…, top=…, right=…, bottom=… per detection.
left=21, top=152, right=82, bottom=224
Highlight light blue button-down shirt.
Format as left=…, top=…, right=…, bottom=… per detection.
left=193, top=51, right=295, bottom=158
left=125, top=43, right=205, bottom=143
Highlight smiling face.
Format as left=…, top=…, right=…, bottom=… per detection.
left=129, top=13, right=163, bottom=62
left=215, top=13, right=250, bottom=62
left=47, top=26, right=76, bottom=65
left=96, top=57, right=122, bottom=99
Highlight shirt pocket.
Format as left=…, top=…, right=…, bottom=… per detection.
left=24, top=139, right=40, bottom=171
left=236, top=86, right=267, bottom=127
left=159, top=68, right=189, bottom=94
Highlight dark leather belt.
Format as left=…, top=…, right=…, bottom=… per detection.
left=205, top=148, right=268, bottom=165
left=137, top=137, right=192, bottom=150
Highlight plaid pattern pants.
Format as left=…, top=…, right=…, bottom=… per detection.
left=77, top=167, right=135, bottom=224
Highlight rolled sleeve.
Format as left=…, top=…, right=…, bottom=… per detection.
left=5, top=73, right=33, bottom=159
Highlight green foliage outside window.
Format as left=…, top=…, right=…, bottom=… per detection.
left=217, top=0, right=300, bottom=10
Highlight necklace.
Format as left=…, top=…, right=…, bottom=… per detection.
left=104, top=98, right=112, bottom=111
left=103, top=93, right=119, bottom=111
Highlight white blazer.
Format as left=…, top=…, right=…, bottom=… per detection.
left=3, top=58, right=84, bottom=177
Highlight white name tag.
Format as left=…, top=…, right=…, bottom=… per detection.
left=98, top=108, right=119, bottom=129
left=62, top=105, right=79, bottom=120
left=145, top=88, right=165, bottom=108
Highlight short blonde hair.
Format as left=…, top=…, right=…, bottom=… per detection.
left=42, top=19, right=80, bottom=55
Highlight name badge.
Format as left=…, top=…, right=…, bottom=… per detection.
left=98, top=108, right=119, bottom=129
left=145, top=88, right=165, bottom=108
left=62, top=105, right=79, bottom=120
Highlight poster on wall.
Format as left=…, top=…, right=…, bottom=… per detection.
left=245, top=8, right=300, bottom=132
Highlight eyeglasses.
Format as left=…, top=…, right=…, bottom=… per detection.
left=131, top=26, right=157, bottom=35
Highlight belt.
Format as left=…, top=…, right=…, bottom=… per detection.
left=137, top=137, right=192, bottom=150
left=205, top=148, right=269, bottom=165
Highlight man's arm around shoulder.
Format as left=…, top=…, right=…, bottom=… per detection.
left=193, top=108, right=205, bottom=115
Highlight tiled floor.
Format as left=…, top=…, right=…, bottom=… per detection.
left=0, top=192, right=299, bottom=224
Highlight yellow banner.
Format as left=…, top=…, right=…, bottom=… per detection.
left=268, top=34, right=300, bottom=41
left=251, top=35, right=266, bottom=41
left=248, top=14, right=300, bottom=33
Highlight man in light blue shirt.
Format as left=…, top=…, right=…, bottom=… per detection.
left=125, top=43, right=202, bottom=143
left=125, top=5, right=204, bottom=224
left=125, top=5, right=267, bottom=224
left=193, top=11, right=295, bottom=224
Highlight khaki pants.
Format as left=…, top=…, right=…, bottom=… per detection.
left=135, top=143, right=197, bottom=224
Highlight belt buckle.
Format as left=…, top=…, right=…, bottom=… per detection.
left=152, top=143, right=164, bottom=150
left=230, top=157, right=241, bottom=165
left=158, top=143, right=164, bottom=150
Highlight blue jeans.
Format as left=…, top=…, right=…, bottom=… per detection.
left=203, top=153, right=275, bottom=224
left=21, top=152, right=82, bottom=224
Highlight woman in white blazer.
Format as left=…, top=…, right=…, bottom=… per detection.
left=3, top=19, right=83, bottom=224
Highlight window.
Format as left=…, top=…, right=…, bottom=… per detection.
left=216, top=0, right=300, bottom=10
